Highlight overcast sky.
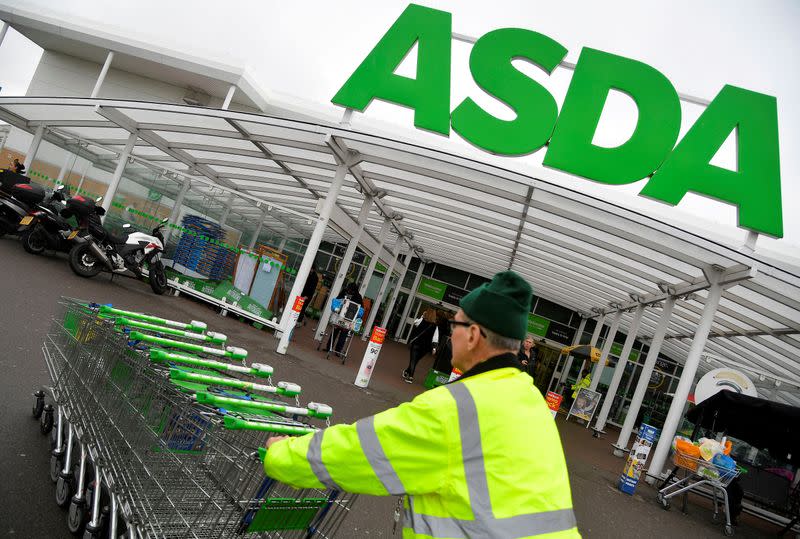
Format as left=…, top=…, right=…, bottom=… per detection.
left=1, top=0, right=798, bottom=255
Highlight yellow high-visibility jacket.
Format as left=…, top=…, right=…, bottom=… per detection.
left=264, top=354, right=580, bottom=538
left=571, top=374, right=591, bottom=399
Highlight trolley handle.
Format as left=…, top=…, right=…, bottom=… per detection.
left=115, top=317, right=228, bottom=345
left=222, top=415, right=317, bottom=435
left=97, top=304, right=206, bottom=332
left=129, top=331, right=247, bottom=360
left=150, top=349, right=272, bottom=378
left=169, top=368, right=284, bottom=396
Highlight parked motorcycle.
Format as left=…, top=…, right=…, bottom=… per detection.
left=0, top=171, right=45, bottom=237
left=18, top=184, right=72, bottom=255
left=66, top=195, right=169, bottom=295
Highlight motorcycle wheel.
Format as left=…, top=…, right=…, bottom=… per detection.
left=69, top=244, right=102, bottom=278
left=21, top=226, right=47, bottom=255
left=148, top=260, right=168, bottom=295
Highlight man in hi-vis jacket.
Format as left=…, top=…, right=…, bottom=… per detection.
left=264, top=270, right=580, bottom=538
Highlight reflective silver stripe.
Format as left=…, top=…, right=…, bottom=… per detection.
left=446, top=383, right=492, bottom=521
left=356, top=416, right=406, bottom=495
left=409, top=508, right=577, bottom=538
left=306, top=430, right=341, bottom=490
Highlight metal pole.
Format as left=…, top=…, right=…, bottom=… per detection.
left=359, top=218, right=390, bottom=296
left=314, top=195, right=373, bottom=341
left=76, top=158, right=92, bottom=193
left=90, top=51, right=115, bottom=98
left=0, top=22, right=9, bottom=49
left=589, top=310, right=622, bottom=391
left=221, top=85, right=236, bottom=110
left=248, top=208, right=267, bottom=250
left=277, top=236, right=288, bottom=252
left=380, top=253, right=410, bottom=329
left=647, top=271, right=724, bottom=482
left=362, top=236, right=402, bottom=339
left=276, top=163, right=347, bottom=354
left=22, top=124, right=45, bottom=171
left=162, top=178, right=190, bottom=245
left=219, top=192, right=235, bottom=225
left=55, top=152, right=74, bottom=185
left=558, top=317, right=587, bottom=387
left=394, top=260, right=425, bottom=339
left=100, top=131, right=137, bottom=218
left=577, top=314, right=606, bottom=380
left=614, top=296, right=676, bottom=457
left=594, top=304, right=646, bottom=432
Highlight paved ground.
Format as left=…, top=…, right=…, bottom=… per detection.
left=0, top=236, right=792, bottom=538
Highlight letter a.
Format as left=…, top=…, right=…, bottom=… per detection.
left=331, top=4, right=451, bottom=135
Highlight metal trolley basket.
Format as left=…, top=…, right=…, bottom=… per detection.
left=657, top=450, right=742, bottom=536
left=33, top=298, right=357, bottom=538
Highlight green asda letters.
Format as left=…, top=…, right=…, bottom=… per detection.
left=332, top=4, right=783, bottom=237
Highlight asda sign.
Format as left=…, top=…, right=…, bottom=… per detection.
left=332, top=4, right=783, bottom=237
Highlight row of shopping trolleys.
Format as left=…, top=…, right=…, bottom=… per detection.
left=32, top=298, right=357, bottom=538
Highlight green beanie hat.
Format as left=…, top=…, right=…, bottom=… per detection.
left=459, top=270, right=533, bottom=340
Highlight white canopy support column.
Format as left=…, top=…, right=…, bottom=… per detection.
left=162, top=178, right=190, bottom=245
left=23, top=124, right=45, bottom=171
left=380, top=253, right=410, bottom=329
left=395, top=260, right=425, bottom=339
left=0, top=22, right=9, bottom=49
left=614, top=296, right=676, bottom=457
left=359, top=218, right=390, bottom=296
left=590, top=310, right=622, bottom=391
left=647, top=268, right=724, bottom=483
left=558, top=317, right=587, bottom=387
left=221, top=85, right=236, bottom=110
left=276, top=162, right=348, bottom=354
left=55, top=152, right=74, bottom=185
left=90, top=51, right=114, bottom=98
left=315, top=194, right=374, bottom=341
left=248, top=208, right=268, bottom=250
left=277, top=236, right=288, bottom=252
left=100, top=130, right=137, bottom=218
left=219, top=192, right=235, bottom=226
left=362, top=236, right=402, bottom=339
left=594, top=304, right=646, bottom=433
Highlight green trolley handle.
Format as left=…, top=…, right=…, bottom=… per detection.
left=223, top=415, right=316, bottom=436
left=169, top=368, right=302, bottom=397
left=129, top=331, right=247, bottom=360
left=99, top=305, right=207, bottom=332
left=150, top=349, right=272, bottom=378
left=116, top=317, right=227, bottom=344
left=195, top=392, right=332, bottom=419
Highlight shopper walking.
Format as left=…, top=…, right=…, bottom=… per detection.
left=402, top=308, right=437, bottom=383
left=264, top=270, right=580, bottom=538
left=518, top=334, right=535, bottom=376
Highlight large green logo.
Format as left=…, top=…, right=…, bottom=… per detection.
left=332, top=4, right=783, bottom=237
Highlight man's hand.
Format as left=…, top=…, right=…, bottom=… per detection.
left=521, top=359, right=528, bottom=366
left=267, top=435, right=290, bottom=449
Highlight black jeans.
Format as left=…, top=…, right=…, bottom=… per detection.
left=406, top=345, right=428, bottom=377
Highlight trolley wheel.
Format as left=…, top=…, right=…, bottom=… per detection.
left=56, top=475, right=74, bottom=507
left=723, top=524, right=734, bottom=537
left=32, top=391, right=45, bottom=418
left=657, top=493, right=670, bottom=510
left=67, top=499, right=86, bottom=535
left=50, top=453, right=63, bottom=483
left=40, top=405, right=54, bottom=435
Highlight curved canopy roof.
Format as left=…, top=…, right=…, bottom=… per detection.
left=1, top=96, right=798, bottom=405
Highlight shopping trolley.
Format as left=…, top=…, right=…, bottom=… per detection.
left=32, top=298, right=357, bottom=538
left=657, top=451, right=743, bottom=536
left=316, top=299, right=361, bottom=364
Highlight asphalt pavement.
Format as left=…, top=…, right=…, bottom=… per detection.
left=0, top=236, right=788, bottom=538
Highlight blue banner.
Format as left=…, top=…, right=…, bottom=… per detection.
left=619, top=423, right=659, bottom=495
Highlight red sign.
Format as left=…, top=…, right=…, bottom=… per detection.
left=370, top=327, right=387, bottom=345
left=545, top=391, right=563, bottom=413
left=292, top=296, right=305, bottom=312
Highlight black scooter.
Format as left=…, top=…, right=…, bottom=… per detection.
left=18, top=185, right=72, bottom=255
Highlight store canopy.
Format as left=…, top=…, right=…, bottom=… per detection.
left=0, top=97, right=798, bottom=406
left=686, top=391, right=800, bottom=465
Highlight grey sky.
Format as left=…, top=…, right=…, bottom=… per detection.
left=0, top=0, right=798, bottom=253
